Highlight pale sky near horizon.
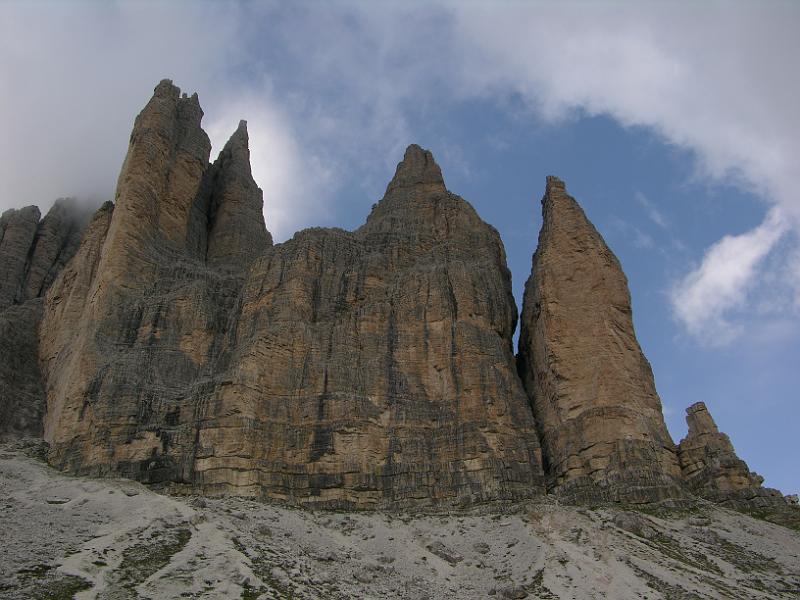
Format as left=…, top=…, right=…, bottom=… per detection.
left=1, top=1, right=798, bottom=494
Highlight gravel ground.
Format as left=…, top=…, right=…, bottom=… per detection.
left=1, top=440, right=798, bottom=599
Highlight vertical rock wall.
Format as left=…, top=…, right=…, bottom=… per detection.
left=0, top=79, right=787, bottom=509
left=192, top=145, right=545, bottom=506
left=0, top=200, right=91, bottom=438
left=518, top=177, right=683, bottom=503
left=41, top=80, right=271, bottom=486
left=677, top=402, right=786, bottom=508
left=40, top=83, right=544, bottom=507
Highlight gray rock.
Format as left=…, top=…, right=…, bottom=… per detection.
left=501, top=585, right=528, bottom=599
left=517, top=176, right=684, bottom=503
left=40, top=80, right=545, bottom=508
left=611, top=512, right=658, bottom=539
left=426, top=541, right=463, bottom=565
left=473, top=542, right=491, bottom=554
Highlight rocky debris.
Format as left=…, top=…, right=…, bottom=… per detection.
left=426, top=541, right=463, bottom=565
left=40, top=81, right=543, bottom=507
left=3, top=446, right=799, bottom=600
left=0, top=199, right=91, bottom=439
left=518, top=176, right=684, bottom=504
left=677, top=402, right=788, bottom=510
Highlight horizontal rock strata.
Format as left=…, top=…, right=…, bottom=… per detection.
left=40, top=81, right=545, bottom=508
left=0, top=199, right=91, bottom=438
left=517, top=176, right=684, bottom=503
left=678, top=402, right=787, bottom=509
left=0, top=79, right=790, bottom=512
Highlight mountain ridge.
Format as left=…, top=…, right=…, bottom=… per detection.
left=0, top=80, right=794, bottom=519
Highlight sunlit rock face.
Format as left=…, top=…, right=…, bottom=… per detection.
left=40, top=81, right=545, bottom=507
left=677, top=402, right=787, bottom=509
left=517, top=177, right=684, bottom=503
left=5, top=79, right=791, bottom=512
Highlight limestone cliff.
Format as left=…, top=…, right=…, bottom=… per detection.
left=678, top=402, right=786, bottom=509
left=2, top=80, right=792, bottom=512
left=0, top=199, right=91, bottom=438
left=40, top=82, right=544, bottom=507
left=517, top=176, right=684, bottom=503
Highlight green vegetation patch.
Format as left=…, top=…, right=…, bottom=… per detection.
left=97, top=524, right=191, bottom=599
left=2, top=562, right=92, bottom=600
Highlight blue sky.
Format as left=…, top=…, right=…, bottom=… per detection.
left=1, top=1, right=797, bottom=493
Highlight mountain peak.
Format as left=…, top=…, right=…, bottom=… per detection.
left=385, top=144, right=445, bottom=194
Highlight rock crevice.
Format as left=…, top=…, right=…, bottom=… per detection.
left=0, top=80, right=791, bottom=513
left=38, top=81, right=544, bottom=508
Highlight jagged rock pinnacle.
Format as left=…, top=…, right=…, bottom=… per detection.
left=677, top=402, right=786, bottom=507
left=385, top=144, right=446, bottom=194
left=518, top=176, right=683, bottom=503
left=545, top=175, right=566, bottom=192
left=206, top=119, right=272, bottom=267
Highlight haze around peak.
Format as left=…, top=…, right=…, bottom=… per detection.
left=0, top=1, right=797, bottom=493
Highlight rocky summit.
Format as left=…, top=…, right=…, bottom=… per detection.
left=0, top=80, right=795, bottom=521
left=517, top=177, right=683, bottom=504
left=34, top=80, right=544, bottom=509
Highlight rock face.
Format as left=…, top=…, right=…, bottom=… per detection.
left=517, top=176, right=683, bottom=503
left=2, top=80, right=789, bottom=511
left=677, top=402, right=786, bottom=508
left=0, top=205, right=40, bottom=309
left=40, top=81, right=544, bottom=507
left=0, top=200, right=91, bottom=438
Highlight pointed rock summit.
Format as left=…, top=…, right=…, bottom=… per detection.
left=518, top=176, right=683, bottom=503
left=206, top=120, right=272, bottom=269
left=678, top=402, right=785, bottom=508
left=385, top=144, right=446, bottom=195
left=2, top=80, right=794, bottom=517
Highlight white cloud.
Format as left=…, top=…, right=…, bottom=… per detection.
left=0, top=1, right=328, bottom=241
left=0, top=1, right=242, bottom=211
left=437, top=2, right=800, bottom=342
left=1, top=1, right=799, bottom=337
left=635, top=192, right=668, bottom=230
left=669, top=208, right=789, bottom=344
left=205, top=92, right=333, bottom=242
left=254, top=2, right=800, bottom=340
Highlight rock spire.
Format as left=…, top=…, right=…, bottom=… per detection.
left=38, top=82, right=543, bottom=508
left=0, top=199, right=92, bottom=438
left=0, top=80, right=793, bottom=514
left=677, top=402, right=786, bottom=508
left=518, top=176, right=683, bottom=503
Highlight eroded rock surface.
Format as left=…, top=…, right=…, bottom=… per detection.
left=0, top=200, right=91, bottom=438
left=2, top=446, right=799, bottom=600
left=41, top=82, right=544, bottom=507
left=517, top=176, right=683, bottom=503
left=678, top=402, right=787, bottom=509
left=2, top=79, right=790, bottom=512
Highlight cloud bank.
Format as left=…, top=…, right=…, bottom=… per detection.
left=1, top=1, right=798, bottom=341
